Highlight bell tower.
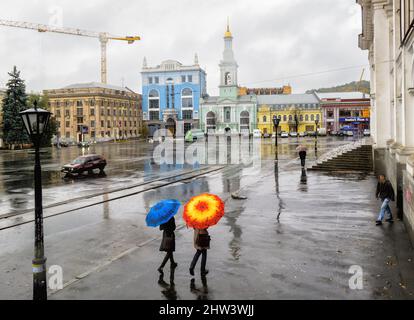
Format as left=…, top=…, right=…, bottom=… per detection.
left=219, top=19, right=238, bottom=98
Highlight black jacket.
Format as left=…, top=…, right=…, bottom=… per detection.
left=376, top=180, right=395, bottom=201
left=160, top=217, right=176, bottom=237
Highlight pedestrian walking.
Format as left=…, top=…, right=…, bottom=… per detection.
left=158, top=217, right=178, bottom=273
left=296, top=145, right=308, bottom=167
left=189, top=228, right=210, bottom=276
left=375, top=175, right=395, bottom=225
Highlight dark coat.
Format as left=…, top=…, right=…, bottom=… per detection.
left=194, top=228, right=210, bottom=250
left=299, top=151, right=307, bottom=160
left=159, top=217, right=176, bottom=252
left=376, top=180, right=395, bottom=201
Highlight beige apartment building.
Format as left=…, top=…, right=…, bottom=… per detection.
left=44, top=82, right=142, bottom=143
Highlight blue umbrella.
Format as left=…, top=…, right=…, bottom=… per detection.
left=146, top=199, right=181, bottom=227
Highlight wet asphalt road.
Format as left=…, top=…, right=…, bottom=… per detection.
left=0, top=136, right=413, bottom=299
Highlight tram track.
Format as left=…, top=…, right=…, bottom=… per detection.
left=0, top=165, right=230, bottom=231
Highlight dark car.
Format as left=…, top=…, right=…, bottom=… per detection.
left=61, top=154, right=106, bottom=176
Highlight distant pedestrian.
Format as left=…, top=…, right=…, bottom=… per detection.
left=375, top=175, right=395, bottom=225
left=189, top=228, right=210, bottom=276
left=158, top=217, right=178, bottom=273
left=296, top=145, right=308, bottom=167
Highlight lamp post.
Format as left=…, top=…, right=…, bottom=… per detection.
left=273, top=115, right=281, bottom=160
left=19, top=100, right=51, bottom=300
left=314, top=119, right=319, bottom=154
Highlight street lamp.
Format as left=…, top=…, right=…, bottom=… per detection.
left=273, top=115, right=281, bottom=160
left=19, top=100, right=51, bottom=300
left=314, top=119, right=319, bottom=154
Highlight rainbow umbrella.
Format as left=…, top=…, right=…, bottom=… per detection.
left=146, top=199, right=181, bottom=227
left=183, top=193, right=225, bottom=229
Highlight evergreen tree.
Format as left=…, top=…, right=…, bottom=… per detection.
left=27, top=93, right=57, bottom=147
left=2, top=66, right=29, bottom=148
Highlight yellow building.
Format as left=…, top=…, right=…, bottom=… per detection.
left=257, top=93, right=322, bottom=134
left=239, top=85, right=292, bottom=96
left=44, top=82, right=142, bottom=143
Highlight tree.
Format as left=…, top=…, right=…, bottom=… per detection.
left=2, top=66, right=29, bottom=148
left=27, top=93, right=58, bottom=147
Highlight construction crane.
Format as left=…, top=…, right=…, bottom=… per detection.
left=0, top=19, right=140, bottom=84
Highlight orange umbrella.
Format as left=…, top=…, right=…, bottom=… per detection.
left=183, top=193, right=225, bottom=229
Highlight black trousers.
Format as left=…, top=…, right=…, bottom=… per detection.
left=160, top=251, right=175, bottom=268
left=299, top=151, right=306, bottom=167
left=190, top=249, right=207, bottom=271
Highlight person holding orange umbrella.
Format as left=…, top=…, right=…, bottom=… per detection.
left=183, top=193, right=225, bottom=276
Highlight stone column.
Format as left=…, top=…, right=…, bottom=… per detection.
left=372, top=2, right=392, bottom=148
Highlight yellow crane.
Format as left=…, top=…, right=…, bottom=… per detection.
left=0, top=19, right=141, bottom=84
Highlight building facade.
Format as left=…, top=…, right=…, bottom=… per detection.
left=238, top=85, right=292, bottom=96
left=200, top=23, right=257, bottom=135
left=316, top=92, right=371, bottom=134
left=141, top=57, right=207, bottom=136
left=0, top=88, right=5, bottom=147
left=44, top=82, right=142, bottom=143
left=358, top=0, right=414, bottom=241
left=257, top=94, right=322, bottom=134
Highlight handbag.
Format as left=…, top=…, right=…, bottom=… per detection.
left=196, top=233, right=211, bottom=247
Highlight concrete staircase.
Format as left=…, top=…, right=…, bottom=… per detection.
left=309, top=140, right=373, bottom=172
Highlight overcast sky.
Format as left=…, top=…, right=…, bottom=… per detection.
left=0, top=0, right=368, bottom=96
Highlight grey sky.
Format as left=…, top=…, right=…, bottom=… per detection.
left=0, top=0, right=368, bottom=96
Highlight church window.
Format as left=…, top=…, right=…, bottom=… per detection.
left=154, top=77, right=159, bottom=84
left=224, top=107, right=231, bottom=122
left=187, top=75, right=193, bottom=82
left=148, top=77, right=153, bottom=84
left=181, top=75, right=186, bottom=83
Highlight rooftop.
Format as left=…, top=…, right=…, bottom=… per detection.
left=315, top=92, right=369, bottom=100
left=62, top=82, right=130, bottom=92
left=257, top=93, right=319, bottom=105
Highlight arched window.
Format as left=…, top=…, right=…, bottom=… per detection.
left=300, top=115, right=303, bottom=121
left=283, top=115, right=287, bottom=122
left=289, top=115, right=293, bottom=121
left=311, top=114, right=315, bottom=121
left=263, top=115, right=267, bottom=123
left=316, top=114, right=320, bottom=121
left=181, top=88, right=193, bottom=108
left=148, top=89, right=159, bottom=109
left=305, top=114, right=309, bottom=121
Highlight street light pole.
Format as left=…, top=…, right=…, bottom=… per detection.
left=20, top=100, right=51, bottom=300
left=273, top=116, right=281, bottom=161
left=315, top=119, right=319, bottom=155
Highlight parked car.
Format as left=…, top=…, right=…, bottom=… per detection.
left=307, top=131, right=316, bottom=137
left=263, top=133, right=271, bottom=138
left=330, top=131, right=338, bottom=136
left=78, top=141, right=90, bottom=148
left=298, top=132, right=305, bottom=137
left=253, top=129, right=262, bottom=138
left=290, top=132, right=298, bottom=137
left=271, top=133, right=277, bottom=138
left=363, top=129, right=371, bottom=136
left=280, top=132, right=289, bottom=138
left=317, top=128, right=327, bottom=136
left=61, top=154, right=107, bottom=176
left=191, top=129, right=205, bottom=141
left=346, top=131, right=354, bottom=136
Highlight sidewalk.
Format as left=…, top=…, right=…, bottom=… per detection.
left=52, top=160, right=414, bottom=300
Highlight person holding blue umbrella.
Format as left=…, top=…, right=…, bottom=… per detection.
left=146, top=199, right=181, bottom=274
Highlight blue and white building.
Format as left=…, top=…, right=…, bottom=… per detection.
left=141, top=56, right=207, bottom=136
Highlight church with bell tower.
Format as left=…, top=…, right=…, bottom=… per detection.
left=200, top=20, right=257, bottom=135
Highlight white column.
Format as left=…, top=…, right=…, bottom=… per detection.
left=372, top=3, right=392, bottom=148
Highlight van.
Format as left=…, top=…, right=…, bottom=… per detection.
left=253, top=129, right=262, bottom=138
